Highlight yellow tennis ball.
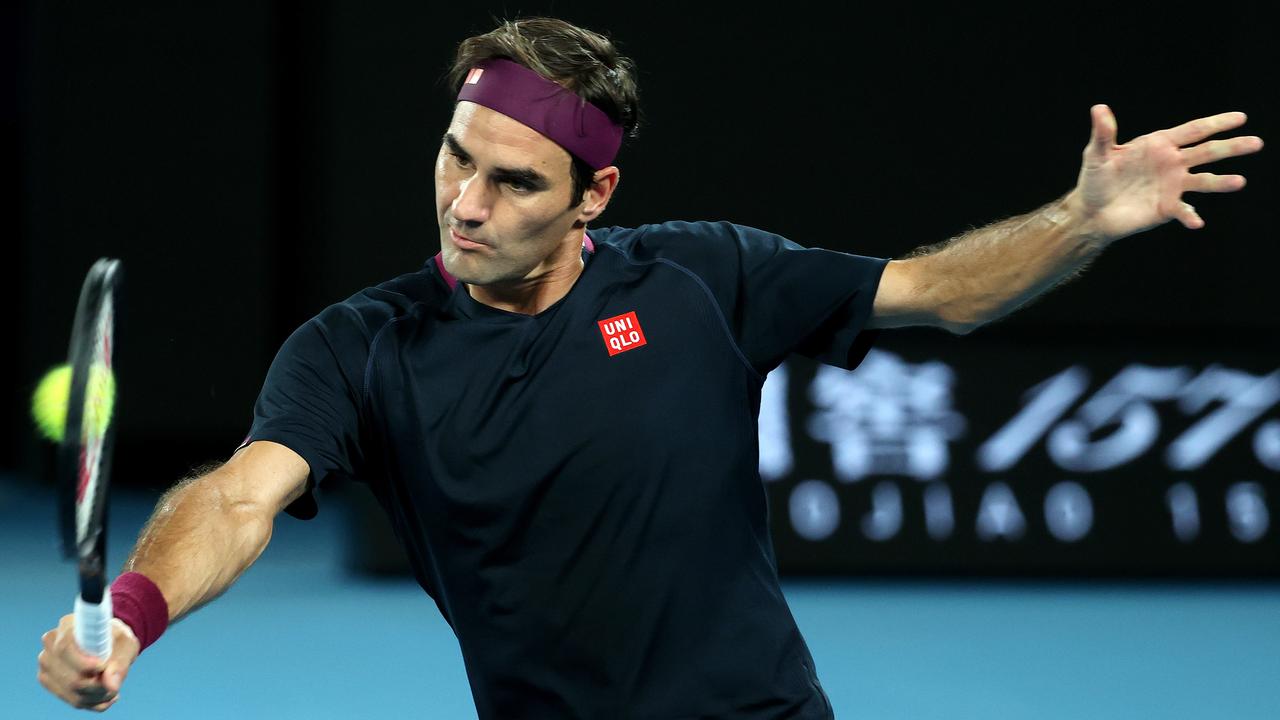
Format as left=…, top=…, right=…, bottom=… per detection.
left=31, top=363, right=116, bottom=443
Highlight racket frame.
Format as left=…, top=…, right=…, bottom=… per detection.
left=56, top=258, right=122, bottom=660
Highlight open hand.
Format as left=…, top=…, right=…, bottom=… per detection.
left=1074, top=105, right=1263, bottom=240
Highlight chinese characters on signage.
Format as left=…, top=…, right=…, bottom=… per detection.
left=761, top=349, right=1277, bottom=571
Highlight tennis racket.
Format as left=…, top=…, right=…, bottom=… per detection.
left=57, top=258, right=123, bottom=661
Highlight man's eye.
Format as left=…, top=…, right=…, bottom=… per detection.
left=451, top=153, right=473, bottom=168
left=507, top=182, right=534, bottom=193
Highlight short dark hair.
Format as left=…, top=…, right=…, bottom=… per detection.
left=447, top=17, right=642, bottom=207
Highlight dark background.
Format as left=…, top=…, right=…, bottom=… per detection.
left=8, top=3, right=1275, bottom=573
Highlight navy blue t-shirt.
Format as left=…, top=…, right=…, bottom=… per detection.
left=244, top=221, right=888, bottom=719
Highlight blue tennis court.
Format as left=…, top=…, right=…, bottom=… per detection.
left=4, top=476, right=1276, bottom=719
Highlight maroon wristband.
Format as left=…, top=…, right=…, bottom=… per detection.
left=110, top=572, right=170, bottom=653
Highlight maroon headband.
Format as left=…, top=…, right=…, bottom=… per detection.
left=457, top=58, right=623, bottom=170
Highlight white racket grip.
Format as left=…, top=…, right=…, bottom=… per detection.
left=74, top=589, right=114, bottom=661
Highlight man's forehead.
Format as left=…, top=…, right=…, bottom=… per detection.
left=448, top=101, right=571, bottom=168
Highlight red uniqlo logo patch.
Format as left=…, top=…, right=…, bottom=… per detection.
left=465, top=68, right=484, bottom=84
left=597, top=311, right=647, bottom=357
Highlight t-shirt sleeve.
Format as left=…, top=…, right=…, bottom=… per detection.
left=634, top=221, right=889, bottom=375
left=239, top=302, right=378, bottom=519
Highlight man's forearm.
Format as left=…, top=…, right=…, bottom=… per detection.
left=123, top=464, right=276, bottom=623
left=904, top=191, right=1109, bottom=332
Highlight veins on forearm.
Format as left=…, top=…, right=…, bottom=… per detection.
left=123, top=464, right=273, bottom=621
left=901, top=194, right=1108, bottom=330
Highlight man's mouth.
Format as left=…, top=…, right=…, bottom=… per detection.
left=450, top=228, right=488, bottom=250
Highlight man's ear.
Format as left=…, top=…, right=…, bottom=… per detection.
left=576, top=166, right=621, bottom=225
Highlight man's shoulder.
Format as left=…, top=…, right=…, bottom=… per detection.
left=309, top=263, right=447, bottom=339
left=591, top=220, right=780, bottom=267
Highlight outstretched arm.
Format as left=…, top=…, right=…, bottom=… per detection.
left=122, top=440, right=309, bottom=621
left=869, top=105, right=1264, bottom=334
left=37, top=440, right=309, bottom=711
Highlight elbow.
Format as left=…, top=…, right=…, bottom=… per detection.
left=942, top=319, right=982, bottom=336
left=945, top=319, right=981, bottom=336
left=934, top=304, right=988, bottom=336
left=878, top=259, right=994, bottom=335
left=933, top=287, right=1010, bottom=335
left=888, top=259, right=990, bottom=336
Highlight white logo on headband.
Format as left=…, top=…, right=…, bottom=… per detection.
left=465, top=68, right=484, bottom=85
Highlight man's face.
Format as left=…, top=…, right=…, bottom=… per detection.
left=434, top=101, right=585, bottom=287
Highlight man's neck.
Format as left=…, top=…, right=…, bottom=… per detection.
left=467, top=236, right=587, bottom=315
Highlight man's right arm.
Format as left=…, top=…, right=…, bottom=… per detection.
left=37, top=440, right=310, bottom=712
left=124, top=440, right=310, bottom=621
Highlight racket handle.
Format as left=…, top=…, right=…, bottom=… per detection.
left=74, top=588, right=114, bottom=661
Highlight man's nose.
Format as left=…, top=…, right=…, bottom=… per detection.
left=452, top=175, right=491, bottom=226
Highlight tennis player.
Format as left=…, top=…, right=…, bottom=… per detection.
left=37, top=16, right=1261, bottom=717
